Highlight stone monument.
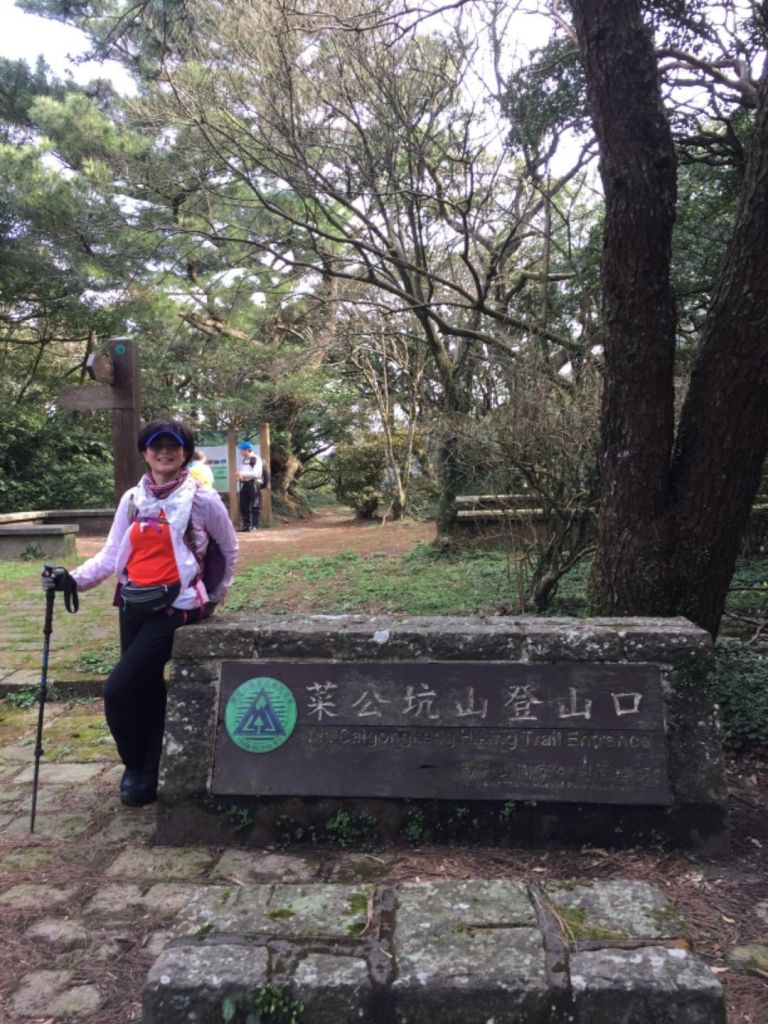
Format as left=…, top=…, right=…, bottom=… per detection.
left=157, top=614, right=728, bottom=853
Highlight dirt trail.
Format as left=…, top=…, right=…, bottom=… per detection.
left=78, top=506, right=436, bottom=567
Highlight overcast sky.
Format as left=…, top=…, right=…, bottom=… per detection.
left=0, top=0, right=134, bottom=90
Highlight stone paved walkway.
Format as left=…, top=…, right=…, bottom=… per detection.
left=145, top=877, right=725, bottom=1023
left=0, top=739, right=729, bottom=1024
left=0, top=746, right=355, bottom=1023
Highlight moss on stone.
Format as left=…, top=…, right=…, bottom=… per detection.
left=41, top=716, right=115, bottom=761
left=552, top=878, right=591, bottom=893
left=267, top=908, right=295, bottom=921
left=554, top=904, right=627, bottom=942
left=649, top=905, right=687, bottom=935
left=343, top=891, right=370, bottom=936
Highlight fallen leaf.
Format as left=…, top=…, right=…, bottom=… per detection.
left=710, top=966, right=729, bottom=974
left=749, top=837, right=763, bottom=848
left=721, top=914, right=736, bottom=924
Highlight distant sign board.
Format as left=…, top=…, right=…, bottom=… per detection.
left=212, top=661, right=672, bottom=806
left=198, top=442, right=229, bottom=492
left=198, top=437, right=261, bottom=492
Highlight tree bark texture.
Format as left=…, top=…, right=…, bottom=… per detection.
left=571, top=0, right=768, bottom=634
left=570, top=0, right=678, bottom=614
left=670, top=61, right=768, bottom=633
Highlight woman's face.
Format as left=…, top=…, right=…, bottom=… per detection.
left=143, top=437, right=186, bottom=484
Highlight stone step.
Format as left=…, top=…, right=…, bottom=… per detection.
left=142, top=878, right=724, bottom=1023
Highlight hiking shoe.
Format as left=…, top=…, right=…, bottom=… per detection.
left=120, top=769, right=158, bottom=807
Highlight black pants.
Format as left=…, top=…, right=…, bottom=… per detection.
left=239, top=484, right=261, bottom=530
left=104, top=605, right=201, bottom=773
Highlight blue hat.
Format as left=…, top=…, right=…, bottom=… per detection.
left=238, top=441, right=254, bottom=450
left=145, top=428, right=185, bottom=448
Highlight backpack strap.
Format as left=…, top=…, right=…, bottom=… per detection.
left=182, top=483, right=210, bottom=611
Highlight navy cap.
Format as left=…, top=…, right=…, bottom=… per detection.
left=145, top=428, right=185, bottom=448
left=238, top=441, right=254, bottom=450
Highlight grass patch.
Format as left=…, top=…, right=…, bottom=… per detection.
left=76, top=643, right=120, bottom=676
left=4, top=539, right=768, bottom=686
left=0, top=701, right=38, bottom=745
left=0, top=561, right=122, bottom=678
left=521, top=555, right=768, bottom=625
left=541, top=560, right=591, bottom=617
left=227, top=544, right=521, bottom=615
left=40, top=713, right=117, bottom=761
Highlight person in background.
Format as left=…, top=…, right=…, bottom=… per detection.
left=41, top=418, right=238, bottom=808
left=189, top=449, right=214, bottom=489
left=236, top=440, right=270, bottom=531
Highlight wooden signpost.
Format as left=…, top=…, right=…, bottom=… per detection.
left=260, top=421, right=272, bottom=528
left=58, top=337, right=142, bottom=502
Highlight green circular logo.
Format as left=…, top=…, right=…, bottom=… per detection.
left=225, top=677, right=297, bottom=754
left=113, top=343, right=126, bottom=355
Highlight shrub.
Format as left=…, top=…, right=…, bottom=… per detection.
left=0, top=408, right=114, bottom=512
left=713, top=638, right=768, bottom=753
left=331, top=436, right=386, bottom=518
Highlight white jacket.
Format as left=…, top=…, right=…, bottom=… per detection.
left=71, top=477, right=238, bottom=609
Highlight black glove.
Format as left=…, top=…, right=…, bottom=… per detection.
left=41, top=565, right=79, bottom=613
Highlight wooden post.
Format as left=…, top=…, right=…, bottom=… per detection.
left=108, top=338, right=142, bottom=501
left=260, top=422, right=272, bottom=527
left=59, top=336, right=141, bottom=504
left=227, top=423, right=239, bottom=528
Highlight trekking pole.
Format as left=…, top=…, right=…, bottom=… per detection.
left=30, top=586, right=55, bottom=834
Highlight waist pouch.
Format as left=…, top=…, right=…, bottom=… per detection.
left=121, top=580, right=181, bottom=616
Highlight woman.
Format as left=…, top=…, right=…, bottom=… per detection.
left=41, top=418, right=238, bottom=807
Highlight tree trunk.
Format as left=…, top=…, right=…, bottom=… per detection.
left=570, top=0, right=678, bottom=615
left=434, top=381, right=472, bottom=537
left=571, top=0, right=768, bottom=635
left=435, top=426, right=461, bottom=537
left=669, top=62, right=768, bottom=634
left=270, top=448, right=303, bottom=503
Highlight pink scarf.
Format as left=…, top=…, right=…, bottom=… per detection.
left=142, top=468, right=190, bottom=501
left=138, top=468, right=207, bottom=561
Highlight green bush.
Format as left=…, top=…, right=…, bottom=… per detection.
left=724, top=557, right=768, bottom=622
left=331, top=429, right=435, bottom=519
left=0, top=408, right=114, bottom=512
left=713, top=638, right=768, bottom=752
left=331, top=436, right=386, bottom=518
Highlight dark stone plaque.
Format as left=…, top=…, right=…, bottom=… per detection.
left=211, top=662, right=672, bottom=805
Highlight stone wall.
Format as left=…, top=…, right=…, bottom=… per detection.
left=0, top=524, right=78, bottom=560
left=158, top=615, right=728, bottom=853
left=0, top=509, right=115, bottom=536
